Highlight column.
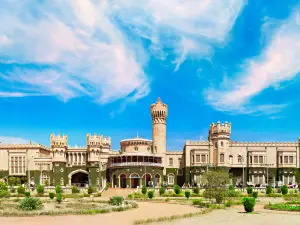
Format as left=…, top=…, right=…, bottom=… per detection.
left=73, top=153, right=75, bottom=165
left=81, top=153, right=83, bottom=165
left=263, top=174, right=265, bottom=184
left=119, top=176, right=120, bottom=188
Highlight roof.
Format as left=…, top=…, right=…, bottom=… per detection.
left=120, top=136, right=152, bottom=144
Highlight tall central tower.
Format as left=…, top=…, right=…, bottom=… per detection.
left=150, top=97, right=168, bottom=155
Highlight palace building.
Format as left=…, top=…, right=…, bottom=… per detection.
left=0, top=98, right=300, bottom=188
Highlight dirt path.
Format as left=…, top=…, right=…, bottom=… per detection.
left=0, top=202, right=201, bottom=225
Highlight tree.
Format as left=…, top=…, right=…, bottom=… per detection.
left=202, top=170, right=229, bottom=204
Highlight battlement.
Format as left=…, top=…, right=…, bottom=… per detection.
left=150, top=97, right=168, bottom=119
left=86, top=133, right=111, bottom=147
left=210, top=121, right=231, bottom=134
left=50, top=134, right=68, bottom=148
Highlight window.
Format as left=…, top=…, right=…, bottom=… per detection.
left=220, top=153, right=224, bottom=163
left=215, top=142, right=218, bottom=148
left=168, top=174, right=174, bottom=185
left=201, top=155, right=206, bottom=163
left=196, top=155, right=200, bottom=163
left=169, top=158, right=173, bottom=166
left=238, top=155, right=242, bottom=164
left=289, top=156, right=294, bottom=164
left=229, top=155, right=233, bottom=164
left=10, top=156, right=26, bottom=175
left=220, top=141, right=224, bottom=147
left=254, top=156, right=258, bottom=163
left=259, top=156, right=263, bottom=164
left=134, top=146, right=138, bottom=152
left=178, top=158, right=182, bottom=166
left=41, top=173, right=49, bottom=185
left=284, top=156, right=288, bottom=164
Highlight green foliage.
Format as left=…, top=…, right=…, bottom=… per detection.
left=227, top=190, right=241, bottom=197
left=247, top=186, right=253, bottom=195
left=276, top=188, right=282, bottom=193
left=185, top=190, right=191, bottom=199
left=105, top=182, right=110, bottom=190
left=242, top=197, right=256, bottom=213
left=225, top=199, right=233, bottom=207
left=252, top=191, right=258, bottom=199
left=0, top=190, right=10, bottom=198
left=266, top=185, right=273, bottom=195
left=10, top=187, right=16, bottom=193
left=109, top=196, right=124, bottom=206
left=56, top=193, right=62, bottom=203
left=192, top=199, right=203, bottom=205
left=19, top=197, right=43, bottom=211
left=193, top=186, right=200, bottom=194
left=173, top=185, right=181, bottom=194
left=17, top=185, right=25, bottom=194
left=25, top=191, right=30, bottom=198
left=8, top=177, right=21, bottom=186
left=55, top=185, right=63, bottom=194
left=36, top=185, right=44, bottom=194
left=87, top=185, right=95, bottom=194
left=49, top=192, right=55, bottom=199
left=159, top=187, right=165, bottom=195
left=141, top=185, right=147, bottom=194
left=228, top=184, right=235, bottom=191
left=265, top=203, right=300, bottom=211
left=0, top=181, right=8, bottom=191
left=71, top=186, right=80, bottom=194
left=147, top=190, right=154, bottom=199
left=127, top=194, right=133, bottom=200
left=281, top=185, right=288, bottom=195
left=44, top=180, right=49, bottom=186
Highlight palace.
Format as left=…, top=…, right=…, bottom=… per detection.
left=0, top=98, right=300, bottom=188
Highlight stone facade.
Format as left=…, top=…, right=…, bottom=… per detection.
left=0, top=98, right=300, bottom=188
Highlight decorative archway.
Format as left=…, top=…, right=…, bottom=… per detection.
left=129, top=173, right=140, bottom=188
left=68, top=169, right=89, bottom=187
left=119, top=174, right=127, bottom=188
left=142, top=173, right=152, bottom=187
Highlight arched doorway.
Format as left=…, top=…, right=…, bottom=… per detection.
left=130, top=173, right=140, bottom=188
left=120, top=174, right=127, bottom=188
left=142, top=173, right=152, bottom=187
left=154, top=174, right=160, bottom=187
left=69, top=170, right=89, bottom=187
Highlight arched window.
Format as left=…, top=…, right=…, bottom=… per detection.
left=229, top=155, right=233, bottom=164
left=134, top=146, right=138, bottom=152
left=169, top=158, right=173, bottom=166
left=215, top=142, right=218, bottom=148
left=220, top=153, right=224, bottom=163
left=168, top=174, right=174, bottom=185
left=238, top=155, right=242, bottom=164
left=221, top=141, right=224, bottom=147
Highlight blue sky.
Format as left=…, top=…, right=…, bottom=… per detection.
left=1, top=0, right=300, bottom=150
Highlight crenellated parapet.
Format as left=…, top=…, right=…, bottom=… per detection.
left=209, top=121, right=231, bottom=140
left=50, top=134, right=68, bottom=148
left=86, top=134, right=111, bottom=147
left=150, top=97, right=168, bottom=124
left=230, top=141, right=299, bottom=147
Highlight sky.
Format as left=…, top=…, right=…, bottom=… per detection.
left=0, top=0, right=300, bottom=150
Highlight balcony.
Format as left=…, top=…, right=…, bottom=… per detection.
left=109, top=162, right=163, bottom=168
left=278, top=163, right=296, bottom=168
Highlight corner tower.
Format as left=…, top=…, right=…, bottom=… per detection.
left=150, top=97, right=168, bottom=154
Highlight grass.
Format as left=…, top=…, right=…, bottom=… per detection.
left=264, top=203, right=300, bottom=212
left=133, top=208, right=213, bottom=225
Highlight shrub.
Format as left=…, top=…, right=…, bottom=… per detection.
left=173, top=185, right=181, bottom=194
left=19, top=197, right=43, bottom=211
left=193, top=186, right=200, bottom=194
left=225, top=199, right=233, bottom=207
left=281, top=185, right=288, bottom=195
left=17, top=185, right=25, bottom=194
left=266, top=185, right=273, bottom=195
left=49, top=192, right=55, bottom=199
left=10, top=187, right=16, bottom=193
left=44, top=180, right=49, bottom=186
left=109, top=196, right=124, bottom=206
left=127, top=194, right=133, bottom=200
left=247, top=186, right=253, bottom=195
left=147, top=190, right=154, bottom=199
left=252, top=191, right=258, bottom=199
left=25, top=191, right=30, bottom=198
left=227, top=190, right=240, bottom=197
left=185, top=190, right=191, bottom=199
left=88, top=186, right=95, bottom=194
left=0, top=190, right=10, bottom=198
left=192, top=199, right=203, bottom=205
left=36, top=185, right=44, bottom=194
left=141, top=185, right=147, bottom=194
left=0, top=181, right=8, bottom=191
left=72, top=186, right=80, bottom=194
left=242, top=197, right=256, bottom=213
left=159, top=187, right=165, bottom=195
left=228, top=184, right=235, bottom=191
left=55, top=185, right=63, bottom=194
left=105, top=182, right=110, bottom=190
left=276, top=188, right=282, bottom=193
left=56, top=193, right=62, bottom=203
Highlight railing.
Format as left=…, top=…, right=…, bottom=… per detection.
left=109, top=162, right=163, bottom=167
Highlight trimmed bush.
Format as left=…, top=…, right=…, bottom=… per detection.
left=281, top=185, right=288, bottom=195
left=173, top=185, right=181, bottom=194
left=36, top=185, right=44, bottom=194
left=247, top=186, right=253, bottom=195
left=56, top=193, right=62, bottom=203
left=109, top=196, right=124, bottom=206
left=127, top=194, right=133, bottom=200
left=193, top=186, right=200, bottom=194
left=17, top=185, right=25, bottom=194
left=159, top=187, right=165, bottom=195
left=55, top=185, right=63, bottom=194
left=147, top=190, right=154, bottom=199
left=185, top=190, right=191, bottom=199
left=242, top=197, right=256, bottom=213
left=266, top=185, right=273, bottom=195
left=19, top=197, right=43, bottom=211
left=49, top=192, right=55, bottom=199
left=141, top=185, right=147, bottom=194
left=252, top=191, right=258, bottom=199
left=88, top=185, right=95, bottom=194
left=72, top=186, right=80, bottom=194
left=25, top=191, right=30, bottom=198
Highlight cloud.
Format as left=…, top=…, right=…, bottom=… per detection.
left=0, top=136, right=29, bottom=144
left=0, top=0, right=149, bottom=104
left=205, top=10, right=300, bottom=115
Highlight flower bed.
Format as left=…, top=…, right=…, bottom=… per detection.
left=264, top=203, right=300, bottom=212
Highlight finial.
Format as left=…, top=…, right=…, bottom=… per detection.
left=157, top=97, right=161, bottom=103
left=137, top=132, right=139, bottom=138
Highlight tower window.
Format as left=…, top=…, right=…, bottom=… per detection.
left=229, top=155, right=233, bottom=164
left=220, top=153, right=224, bottom=163
left=169, top=158, right=173, bottom=166
left=221, top=141, right=224, bottom=147
left=238, top=155, right=242, bottom=164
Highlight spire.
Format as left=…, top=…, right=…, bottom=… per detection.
left=157, top=97, right=162, bottom=103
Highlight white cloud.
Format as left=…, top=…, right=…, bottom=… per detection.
left=0, top=136, right=29, bottom=144
left=205, top=10, right=300, bottom=114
